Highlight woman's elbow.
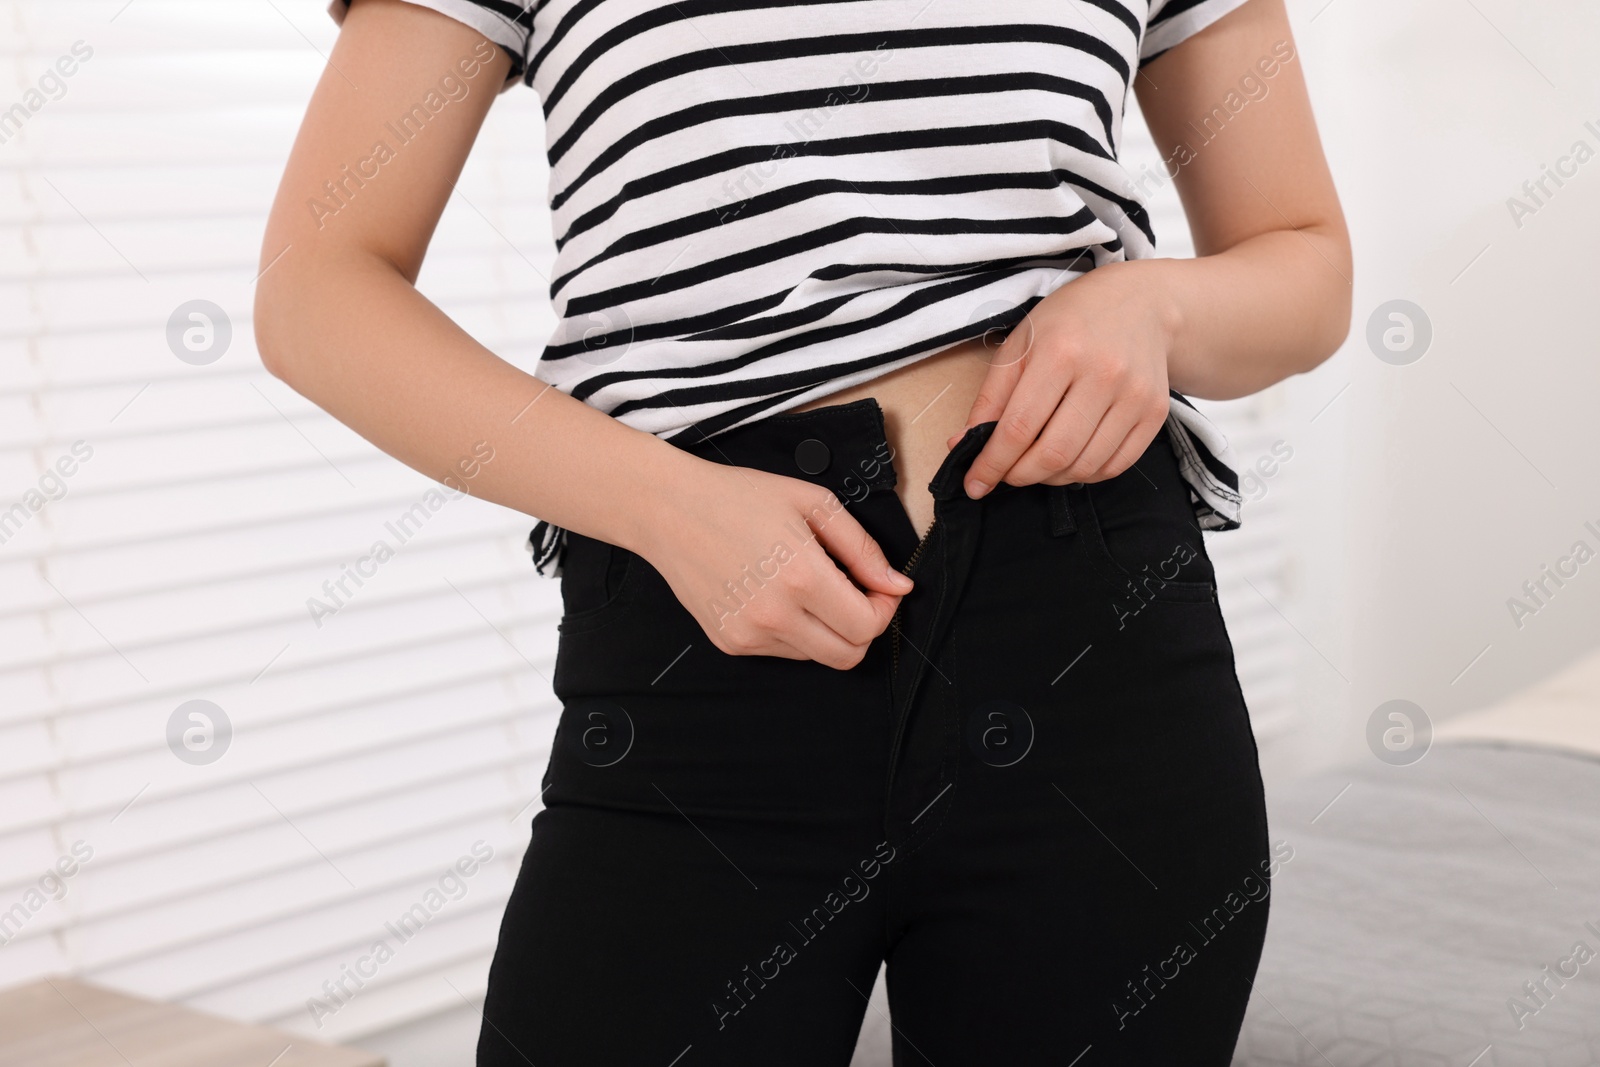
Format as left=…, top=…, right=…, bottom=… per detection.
left=252, top=260, right=305, bottom=385
left=1303, top=224, right=1354, bottom=374
left=1312, top=284, right=1353, bottom=373
left=253, top=257, right=336, bottom=388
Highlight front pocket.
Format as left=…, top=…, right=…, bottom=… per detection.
left=557, top=531, right=638, bottom=633
left=1051, top=483, right=1217, bottom=606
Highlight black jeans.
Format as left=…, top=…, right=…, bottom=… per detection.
left=479, top=398, right=1273, bottom=1066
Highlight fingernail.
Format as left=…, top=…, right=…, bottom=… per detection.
left=887, top=567, right=914, bottom=590
left=966, top=479, right=989, bottom=498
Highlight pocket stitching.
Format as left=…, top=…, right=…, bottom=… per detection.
left=1060, top=485, right=1216, bottom=605
left=557, top=544, right=640, bottom=635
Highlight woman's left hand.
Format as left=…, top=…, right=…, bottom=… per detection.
left=949, top=260, right=1177, bottom=497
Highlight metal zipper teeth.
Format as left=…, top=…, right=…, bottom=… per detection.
left=890, top=519, right=939, bottom=678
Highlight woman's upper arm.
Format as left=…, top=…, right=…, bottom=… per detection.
left=1133, top=0, right=1347, bottom=260
left=258, top=0, right=514, bottom=285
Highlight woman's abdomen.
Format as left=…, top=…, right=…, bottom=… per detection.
left=792, top=336, right=994, bottom=538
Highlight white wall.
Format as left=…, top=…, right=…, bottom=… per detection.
left=1269, top=0, right=1600, bottom=776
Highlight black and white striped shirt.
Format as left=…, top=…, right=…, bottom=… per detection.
left=329, top=0, right=1249, bottom=573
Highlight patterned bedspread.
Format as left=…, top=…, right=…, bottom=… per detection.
left=1236, top=743, right=1600, bottom=1066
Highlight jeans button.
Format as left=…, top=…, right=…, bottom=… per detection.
left=795, top=438, right=831, bottom=475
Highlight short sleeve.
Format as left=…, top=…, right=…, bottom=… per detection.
left=326, top=0, right=533, bottom=91
left=1140, top=0, right=1251, bottom=68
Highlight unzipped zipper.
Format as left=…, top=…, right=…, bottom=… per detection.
left=889, top=518, right=939, bottom=678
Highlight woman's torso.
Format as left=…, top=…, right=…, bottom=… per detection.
left=525, top=1, right=1154, bottom=446
left=501, top=0, right=1252, bottom=572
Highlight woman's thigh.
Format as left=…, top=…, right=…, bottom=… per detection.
left=477, top=804, right=893, bottom=1067
left=479, top=513, right=903, bottom=1067
left=881, top=434, right=1273, bottom=1066
left=480, top=410, right=1272, bottom=1066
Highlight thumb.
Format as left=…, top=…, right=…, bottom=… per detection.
left=948, top=336, right=1027, bottom=448
left=813, top=507, right=914, bottom=597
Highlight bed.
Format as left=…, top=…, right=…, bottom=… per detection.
left=1234, top=649, right=1600, bottom=1065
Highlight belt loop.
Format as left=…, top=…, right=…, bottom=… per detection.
left=1047, top=484, right=1079, bottom=537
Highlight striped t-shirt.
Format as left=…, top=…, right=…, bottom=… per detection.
left=328, top=0, right=1249, bottom=574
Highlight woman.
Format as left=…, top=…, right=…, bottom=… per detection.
left=258, top=0, right=1348, bottom=1061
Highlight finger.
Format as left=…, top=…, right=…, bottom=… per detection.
left=756, top=634, right=819, bottom=662
left=961, top=356, right=1074, bottom=498
left=1085, top=411, right=1168, bottom=483
left=791, top=544, right=900, bottom=646
left=1058, top=399, right=1141, bottom=484
left=1006, top=379, right=1114, bottom=487
left=738, top=635, right=810, bottom=661
left=786, top=606, right=873, bottom=670
left=711, top=587, right=845, bottom=661
left=736, top=591, right=864, bottom=668
left=812, top=505, right=913, bottom=597
left=707, top=613, right=806, bottom=660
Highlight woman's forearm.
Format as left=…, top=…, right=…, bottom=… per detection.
left=1152, top=220, right=1352, bottom=400
left=253, top=249, right=702, bottom=556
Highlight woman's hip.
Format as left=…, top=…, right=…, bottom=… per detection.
left=542, top=400, right=1257, bottom=811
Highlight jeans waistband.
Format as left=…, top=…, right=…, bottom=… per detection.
left=682, top=397, right=998, bottom=508
left=528, top=397, right=993, bottom=577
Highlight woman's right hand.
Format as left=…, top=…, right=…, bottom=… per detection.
left=636, top=459, right=913, bottom=670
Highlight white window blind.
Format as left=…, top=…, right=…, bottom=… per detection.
left=0, top=2, right=1300, bottom=1058
left=1, top=0, right=560, bottom=1049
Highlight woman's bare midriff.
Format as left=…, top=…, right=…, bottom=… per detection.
left=791, top=337, right=995, bottom=541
